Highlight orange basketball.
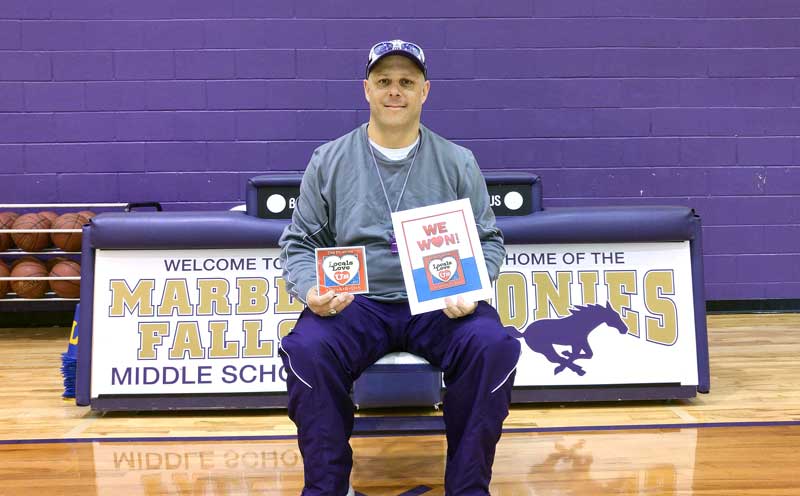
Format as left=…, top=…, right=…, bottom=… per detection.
left=45, top=256, right=70, bottom=272
left=0, top=260, right=9, bottom=299
left=10, top=258, right=49, bottom=299
left=11, top=256, right=43, bottom=268
left=51, top=213, right=84, bottom=252
left=0, top=212, right=18, bottom=251
left=78, top=211, right=96, bottom=225
left=39, top=211, right=58, bottom=224
left=49, top=259, right=81, bottom=299
left=11, top=213, right=51, bottom=252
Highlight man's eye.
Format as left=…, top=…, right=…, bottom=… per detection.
left=401, top=79, right=413, bottom=86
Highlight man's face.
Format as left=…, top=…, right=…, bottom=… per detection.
left=364, top=55, right=430, bottom=131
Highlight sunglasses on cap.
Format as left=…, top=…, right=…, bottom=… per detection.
left=366, top=40, right=427, bottom=78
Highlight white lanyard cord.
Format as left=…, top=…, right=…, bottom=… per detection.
left=367, top=131, right=420, bottom=214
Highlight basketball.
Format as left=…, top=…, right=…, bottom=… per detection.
left=78, top=211, right=96, bottom=223
left=39, top=211, right=58, bottom=224
left=11, top=213, right=52, bottom=252
left=11, top=256, right=43, bottom=268
left=0, top=260, right=9, bottom=299
left=10, top=258, right=49, bottom=299
left=0, top=212, right=18, bottom=251
left=45, top=256, right=70, bottom=272
left=49, top=259, right=81, bottom=299
left=51, top=213, right=85, bottom=252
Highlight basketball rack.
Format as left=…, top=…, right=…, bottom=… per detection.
left=0, top=203, right=127, bottom=304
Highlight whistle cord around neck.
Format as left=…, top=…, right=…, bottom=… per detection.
left=367, top=131, right=420, bottom=215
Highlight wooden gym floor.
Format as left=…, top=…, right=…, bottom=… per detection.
left=0, top=313, right=798, bottom=495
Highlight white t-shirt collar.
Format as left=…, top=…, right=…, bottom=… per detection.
left=369, top=136, right=420, bottom=161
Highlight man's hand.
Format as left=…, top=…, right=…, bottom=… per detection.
left=443, top=296, right=477, bottom=319
left=306, top=287, right=354, bottom=317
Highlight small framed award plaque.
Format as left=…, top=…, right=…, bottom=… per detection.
left=315, top=246, right=369, bottom=294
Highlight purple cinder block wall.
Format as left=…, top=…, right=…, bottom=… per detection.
left=1, top=1, right=799, bottom=301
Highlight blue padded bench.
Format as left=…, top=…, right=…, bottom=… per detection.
left=244, top=173, right=709, bottom=407
left=75, top=172, right=708, bottom=412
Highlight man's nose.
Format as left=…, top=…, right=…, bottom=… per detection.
left=387, top=82, right=401, bottom=96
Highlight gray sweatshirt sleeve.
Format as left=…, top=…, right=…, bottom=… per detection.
left=278, top=150, right=336, bottom=303
left=461, top=151, right=506, bottom=281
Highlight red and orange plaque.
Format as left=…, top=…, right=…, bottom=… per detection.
left=422, top=249, right=466, bottom=292
left=315, top=246, right=369, bottom=294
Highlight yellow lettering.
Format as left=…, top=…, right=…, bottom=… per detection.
left=208, top=321, right=238, bottom=358
left=578, top=271, right=599, bottom=305
left=169, top=322, right=204, bottom=359
left=495, top=272, right=528, bottom=329
left=138, top=322, right=169, bottom=359
left=236, top=278, right=269, bottom=314
left=605, top=271, right=639, bottom=337
left=197, top=279, right=231, bottom=316
left=277, top=319, right=297, bottom=342
left=110, top=279, right=155, bottom=317
left=274, top=278, right=304, bottom=313
left=158, top=279, right=193, bottom=317
left=242, top=320, right=272, bottom=357
left=644, top=270, right=678, bottom=345
left=533, top=271, right=572, bottom=320
left=68, top=318, right=79, bottom=346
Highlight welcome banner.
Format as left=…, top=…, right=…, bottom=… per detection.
left=91, top=241, right=697, bottom=398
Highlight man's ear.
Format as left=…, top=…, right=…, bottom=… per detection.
left=421, top=79, right=431, bottom=105
left=363, top=79, right=371, bottom=104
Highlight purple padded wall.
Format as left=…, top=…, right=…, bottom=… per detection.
left=1, top=1, right=798, bottom=300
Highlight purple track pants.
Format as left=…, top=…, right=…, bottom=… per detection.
left=278, top=295, right=521, bottom=495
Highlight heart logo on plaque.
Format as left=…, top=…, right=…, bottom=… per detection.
left=323, top=255, right=360, bottom=285
left=428, top=256, right=457, bottom=282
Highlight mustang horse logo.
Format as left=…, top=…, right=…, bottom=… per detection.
left=504, top=302, right=628, bottom=376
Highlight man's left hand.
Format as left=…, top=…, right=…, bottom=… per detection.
left=443, top=296, right=477, bottom=319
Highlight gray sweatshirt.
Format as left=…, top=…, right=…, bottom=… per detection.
left=278, top=123, right=505, bottom=303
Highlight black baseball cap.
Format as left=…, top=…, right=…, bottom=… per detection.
left=366, top=39, right=427, bottom=79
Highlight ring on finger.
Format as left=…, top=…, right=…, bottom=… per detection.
left=329, top=308, right=337, bottom=316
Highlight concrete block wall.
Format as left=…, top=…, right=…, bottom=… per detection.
left=0, top=0, right=798, bottom=300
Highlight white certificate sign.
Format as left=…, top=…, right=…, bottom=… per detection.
left=391, top=198, right=493, bottom=315
left=91, top=248, right=303, bottom=397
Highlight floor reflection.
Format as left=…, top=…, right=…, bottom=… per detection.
left=0, top=425, right=797, bottom=495
left=492, top=428, right=693, bottom=495
left=95, top=441, right=304, bottom=495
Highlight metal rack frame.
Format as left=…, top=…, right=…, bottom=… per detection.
left=0, top=203, right=126, bottom=303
